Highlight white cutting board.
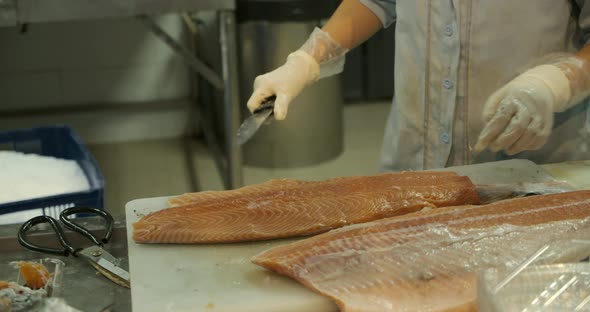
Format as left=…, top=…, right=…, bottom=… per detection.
left=126, top=196, right=335, bottom=312
left=125, top=159, right=571, bottom=312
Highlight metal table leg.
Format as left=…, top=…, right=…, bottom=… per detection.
left=137, top=14, right=224, bottom=90
left=138, top=12, right=243, bottom=190
left=218, top=10, right=242, bottom=189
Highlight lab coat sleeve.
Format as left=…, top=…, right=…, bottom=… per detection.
left=359, top=0, right=396, bottom=28
left=575, top=0, right=590, bottom=46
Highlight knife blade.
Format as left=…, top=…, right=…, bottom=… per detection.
left=236, top=97, right=275, bottom=145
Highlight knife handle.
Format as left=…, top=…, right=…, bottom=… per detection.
left=253, top=96, right=276, bottom=114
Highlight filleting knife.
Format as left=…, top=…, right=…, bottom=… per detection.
left=235, top=96, right=276, bottom=145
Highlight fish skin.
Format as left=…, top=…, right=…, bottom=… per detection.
left=251, top=190, right=590, bottom=312
left=133, top=171, right=479, bottom=244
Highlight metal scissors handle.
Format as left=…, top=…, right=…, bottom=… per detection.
left=18, top=207, right=114, bottom=257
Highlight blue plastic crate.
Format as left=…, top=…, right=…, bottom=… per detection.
left=0, top=126, right=104, bottom=223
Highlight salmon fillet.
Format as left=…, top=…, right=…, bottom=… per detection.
left=252, top=191, right=590, bottom=312
left=133, top=171, right=479, bottom=243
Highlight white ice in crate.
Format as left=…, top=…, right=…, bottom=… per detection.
left=0, top=151, right=91, bottom=205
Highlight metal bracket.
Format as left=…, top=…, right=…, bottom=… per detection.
left=137, top=14, right=225, bottom=90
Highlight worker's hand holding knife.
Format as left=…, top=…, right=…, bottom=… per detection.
left=246, top=50, right=319, bottom=121
left=246, top=28, right=348, bottom=120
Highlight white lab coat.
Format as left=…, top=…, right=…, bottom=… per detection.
left=361, top=0, right=590, bottom=171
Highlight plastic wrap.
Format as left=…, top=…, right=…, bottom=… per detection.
left=297, top=220, right=590, bottom=311
left=253, top=191, right=590, bottom=311
left=478, top=241, right=590, bottom=311
left=546, top=53, right=590, bottom=110
left=502, top=52, right=590, bottom=113
left=299, top=27, right=348, bottom=79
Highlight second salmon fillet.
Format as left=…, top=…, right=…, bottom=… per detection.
left=133, top=171, right=479, bottom=243
left=252, top=190, right=590, bottom=312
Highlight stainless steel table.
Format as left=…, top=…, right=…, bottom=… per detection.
left=0, top=0, right=243, bottom=189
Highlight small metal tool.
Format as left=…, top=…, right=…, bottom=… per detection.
left=18, top=207, right=130, bottom=288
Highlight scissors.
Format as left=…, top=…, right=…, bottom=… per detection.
left=17, top=207, right=130, bottom=288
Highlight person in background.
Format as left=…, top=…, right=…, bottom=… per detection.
left=246, top=0, right=590, bottom=171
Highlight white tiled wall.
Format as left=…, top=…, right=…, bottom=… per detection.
left=0, top=14, right=194, bottom=143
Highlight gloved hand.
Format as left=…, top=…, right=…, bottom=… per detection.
left=475, top=54, right=590, bottom=155
left=246, top=28, right=347, bottom=120
left=246, top=51, right=319, bottom=120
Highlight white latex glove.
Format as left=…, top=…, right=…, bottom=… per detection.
left=475, top=55, right=590, bottom=155
left=246, top=28, right=347, bottom=120
left=247, top=51, right=319, bottom=120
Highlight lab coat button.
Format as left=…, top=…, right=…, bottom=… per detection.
left=440, top=132, right=450, bottom=144
left=444, top=25, right=454, bottom=36
left=443, top=79, right=454, bottom=89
